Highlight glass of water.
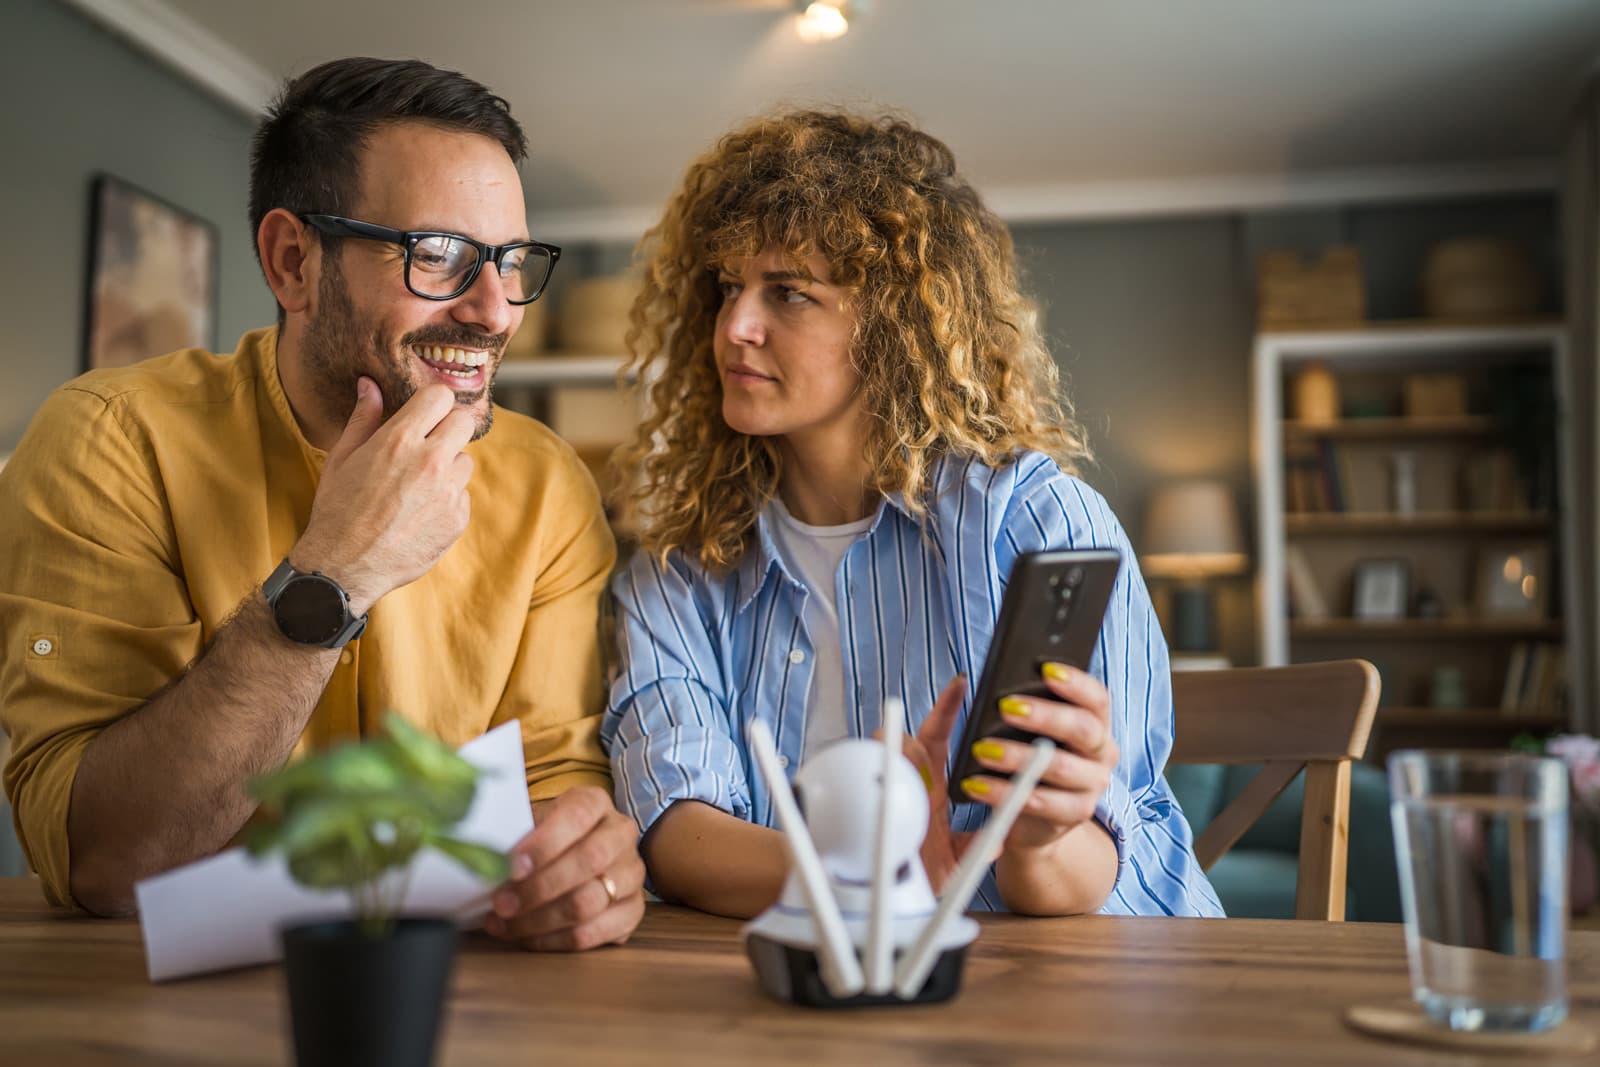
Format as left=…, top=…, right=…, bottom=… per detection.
left=1389, top=750, right=1568, bottom=1032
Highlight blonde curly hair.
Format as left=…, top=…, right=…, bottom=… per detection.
left=617, top=108, right=1090, bottom=571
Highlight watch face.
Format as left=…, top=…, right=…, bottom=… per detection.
left=273, top=575, right=348, bottom=645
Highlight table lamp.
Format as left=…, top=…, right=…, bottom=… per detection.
left=1141, top=480, right=1248, bottom=652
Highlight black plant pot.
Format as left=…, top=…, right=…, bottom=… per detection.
left=280, top=917, right=458, bottom=1067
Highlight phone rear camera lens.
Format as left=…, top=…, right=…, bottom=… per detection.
left=1066, top=566, right=1085, bottom=587
left=1048, top=631, right=1063, bottom=643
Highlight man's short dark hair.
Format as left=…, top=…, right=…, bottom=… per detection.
left=248, top=57, right=528, bottom=277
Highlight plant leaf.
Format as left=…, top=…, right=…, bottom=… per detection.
left=424, top=832, right=510, bottom=884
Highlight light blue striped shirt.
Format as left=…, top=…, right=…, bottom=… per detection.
left=603, top=450, right=1224, bottom=916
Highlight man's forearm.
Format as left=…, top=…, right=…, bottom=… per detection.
left=67, top=592, right=339, bottom=915
left=642, top=800, right=789, bottom=919
left=995, top=819, right=1120, bottom=916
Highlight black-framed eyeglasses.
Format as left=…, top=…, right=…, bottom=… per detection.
left=298, top=214, right=561, bottom=305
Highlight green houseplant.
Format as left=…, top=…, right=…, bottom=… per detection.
left=247, top=713, right=509, bottom=1067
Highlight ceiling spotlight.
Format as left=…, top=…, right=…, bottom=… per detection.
left=796, top=1, right=849, bottom=43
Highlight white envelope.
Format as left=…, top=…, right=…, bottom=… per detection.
left=135, top=719, right=533, bottom=982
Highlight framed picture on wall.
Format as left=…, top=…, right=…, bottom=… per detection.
left=82, top=174, right=218, bottom=372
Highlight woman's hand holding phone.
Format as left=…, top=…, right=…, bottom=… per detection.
left=958, top=662, right=1118, bottom=852
left=892, top=667, right=1118, bottom=893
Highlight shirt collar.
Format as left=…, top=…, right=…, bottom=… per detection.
left=732, top=490, right=911, bottom=616
left=246, top=325, right=327, bottom=474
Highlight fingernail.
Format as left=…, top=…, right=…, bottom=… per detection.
left=356, top=377, right=373, bottom=399
left=1042, top=662, right=1073, bottom=682
left=999, top=696, right=1030, bottom=718
left=919, top=767, right=934, bottom=793
left=960, top=777, right=990, bottom=797
left=971, top=740, right=1006, bottom=762
left=493, top=890, right=517, bottom=918
left=511, top=854, right=533, bottom=880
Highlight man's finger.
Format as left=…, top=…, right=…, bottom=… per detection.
left=516, top=787, right=613, bottom=870
left=427, top=404, right=477, bottom=455
left=382, top=382, right=458, bottom=438
left=326, top=376, right=385, bottom=465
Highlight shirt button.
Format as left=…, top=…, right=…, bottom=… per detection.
left=789, top=649, right=806, bottom=664
left=32, top=638, right=53, bottom=656
left=340, top=650, right=354, bottom=665
left=776, top=754, right=790, bottom=769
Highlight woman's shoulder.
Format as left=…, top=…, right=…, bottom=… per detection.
left=936, top=450, right=1125, bottom=543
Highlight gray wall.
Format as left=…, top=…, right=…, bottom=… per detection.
left=0, top=0, right=272, bottom=453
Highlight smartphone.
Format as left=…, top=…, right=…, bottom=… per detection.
left=949, top=548, right=1121, bottom=803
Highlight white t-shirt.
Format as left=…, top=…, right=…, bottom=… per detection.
left=766, top=497, right=876, bottom=759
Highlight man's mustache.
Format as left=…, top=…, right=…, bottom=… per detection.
left=400, top=327, right=507, bottom=352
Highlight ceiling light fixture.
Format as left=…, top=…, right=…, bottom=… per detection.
left=795, top=1, right=849, bottom=43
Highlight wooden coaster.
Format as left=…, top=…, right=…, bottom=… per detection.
left=1344, top=1000, right=1597, bottom=1056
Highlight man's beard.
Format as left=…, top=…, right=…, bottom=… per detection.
left=300, top=254, right=504, bottom=442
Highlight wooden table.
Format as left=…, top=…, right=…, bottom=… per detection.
left=1, top=877, right=1595, bottom=1066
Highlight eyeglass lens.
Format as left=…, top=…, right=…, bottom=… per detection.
left=408, top=235, right=553, bottom=302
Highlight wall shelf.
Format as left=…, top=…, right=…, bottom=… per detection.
left=1284, top=415, right=1500, bottom=440
left=495, top=355, right=630, bottom=387
left=1285, top=511, right=1552, bottom=536
left=1290, top=619, right=1564, bottom=640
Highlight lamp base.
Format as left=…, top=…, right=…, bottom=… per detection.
left=1169, top=586, right=1216, bottom=653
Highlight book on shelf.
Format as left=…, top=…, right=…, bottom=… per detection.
left=1283, top=545, right=1329, bottom=619
left=1499, top=641, right=1566, bottom=718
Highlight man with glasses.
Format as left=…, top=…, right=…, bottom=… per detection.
left=0, top=58, right=644, bottom=952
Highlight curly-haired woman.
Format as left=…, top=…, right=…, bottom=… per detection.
left=601, top=109, right=1222, bottom=920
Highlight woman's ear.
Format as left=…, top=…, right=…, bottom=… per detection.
left=257, top=208, right=317, bottom=315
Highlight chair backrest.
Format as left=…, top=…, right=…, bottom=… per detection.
left=1169, top=659, right=1380, bottom=921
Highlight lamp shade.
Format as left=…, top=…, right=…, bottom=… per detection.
left=1141, top=480, right=1248, bottom=579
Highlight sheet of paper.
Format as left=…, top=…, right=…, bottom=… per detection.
left=135, top=719, right=533, bottom=982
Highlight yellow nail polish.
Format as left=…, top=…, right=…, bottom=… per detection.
left=999, top=695, right=1030, bottom=718
left=971, top=740, right=1006, bottom=762
left=919, top=767, right=934, bottom=793
left=1042, top=662, right=1073, bottom=682
left=960, top=777, right=990, bottom=797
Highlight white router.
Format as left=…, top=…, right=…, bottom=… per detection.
left=742, top=699, right=1054, bottom=1008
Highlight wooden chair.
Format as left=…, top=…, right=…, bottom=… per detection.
left=1169, top=659, right=1380, bottom=921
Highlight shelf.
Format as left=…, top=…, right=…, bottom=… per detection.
left=1285, top=511, right=1552, bottom=536
left=1283, top=415, right=1499, bottom=440
left=1375, top=707, right=1565, bottom=731
left=1291, top=618, right=1564, bottom=640
left=495, top=355, right=630, bottom=386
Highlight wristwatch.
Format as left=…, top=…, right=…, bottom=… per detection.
left=262, top=558, right=368, bottom=648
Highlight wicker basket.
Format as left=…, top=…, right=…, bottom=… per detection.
left=1257, top=246, right=1366, bottom=329
left=555, top=275, right=638, bottom=355
left=1422, top=238, right=1538, bottom=322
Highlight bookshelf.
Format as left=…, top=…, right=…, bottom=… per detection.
left=1254, top=322, right=1580, bottom=752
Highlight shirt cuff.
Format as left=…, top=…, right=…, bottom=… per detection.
left=1093, top=771, right=1144, bottom=871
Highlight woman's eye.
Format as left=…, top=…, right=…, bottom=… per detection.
left=718, top=280, right=740, bottom=300
left=777, top=286, right=810, bottom=305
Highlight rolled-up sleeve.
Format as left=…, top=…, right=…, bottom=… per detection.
left=994, top=458, right=1222, bottom=916
left=0, top=388, right=201, bottom=907
left=602, top=549, right=750, bottom=837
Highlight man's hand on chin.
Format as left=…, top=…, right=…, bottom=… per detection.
left=482, top=786, right=645, bottom=952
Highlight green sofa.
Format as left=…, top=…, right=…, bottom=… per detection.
left=1167, top=759, right=1402, bottom=922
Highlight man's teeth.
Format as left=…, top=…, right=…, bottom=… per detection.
left=417, top=345, right=489, bottom=372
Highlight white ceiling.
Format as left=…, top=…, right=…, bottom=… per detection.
left=73, top=0, right=1600, bottom=240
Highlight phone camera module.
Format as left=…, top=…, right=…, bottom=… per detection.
left=1066, top=565, right=1085, bottom=587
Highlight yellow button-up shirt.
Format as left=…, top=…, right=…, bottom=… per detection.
left=0, top=327, right=617, bottom=905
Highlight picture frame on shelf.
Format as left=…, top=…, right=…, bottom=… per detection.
left=1476, top=542, right=1549, bottom=620
left=82, top=174, right=218, bottom=372
left=1351, top=558, right=1409, bottom=621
